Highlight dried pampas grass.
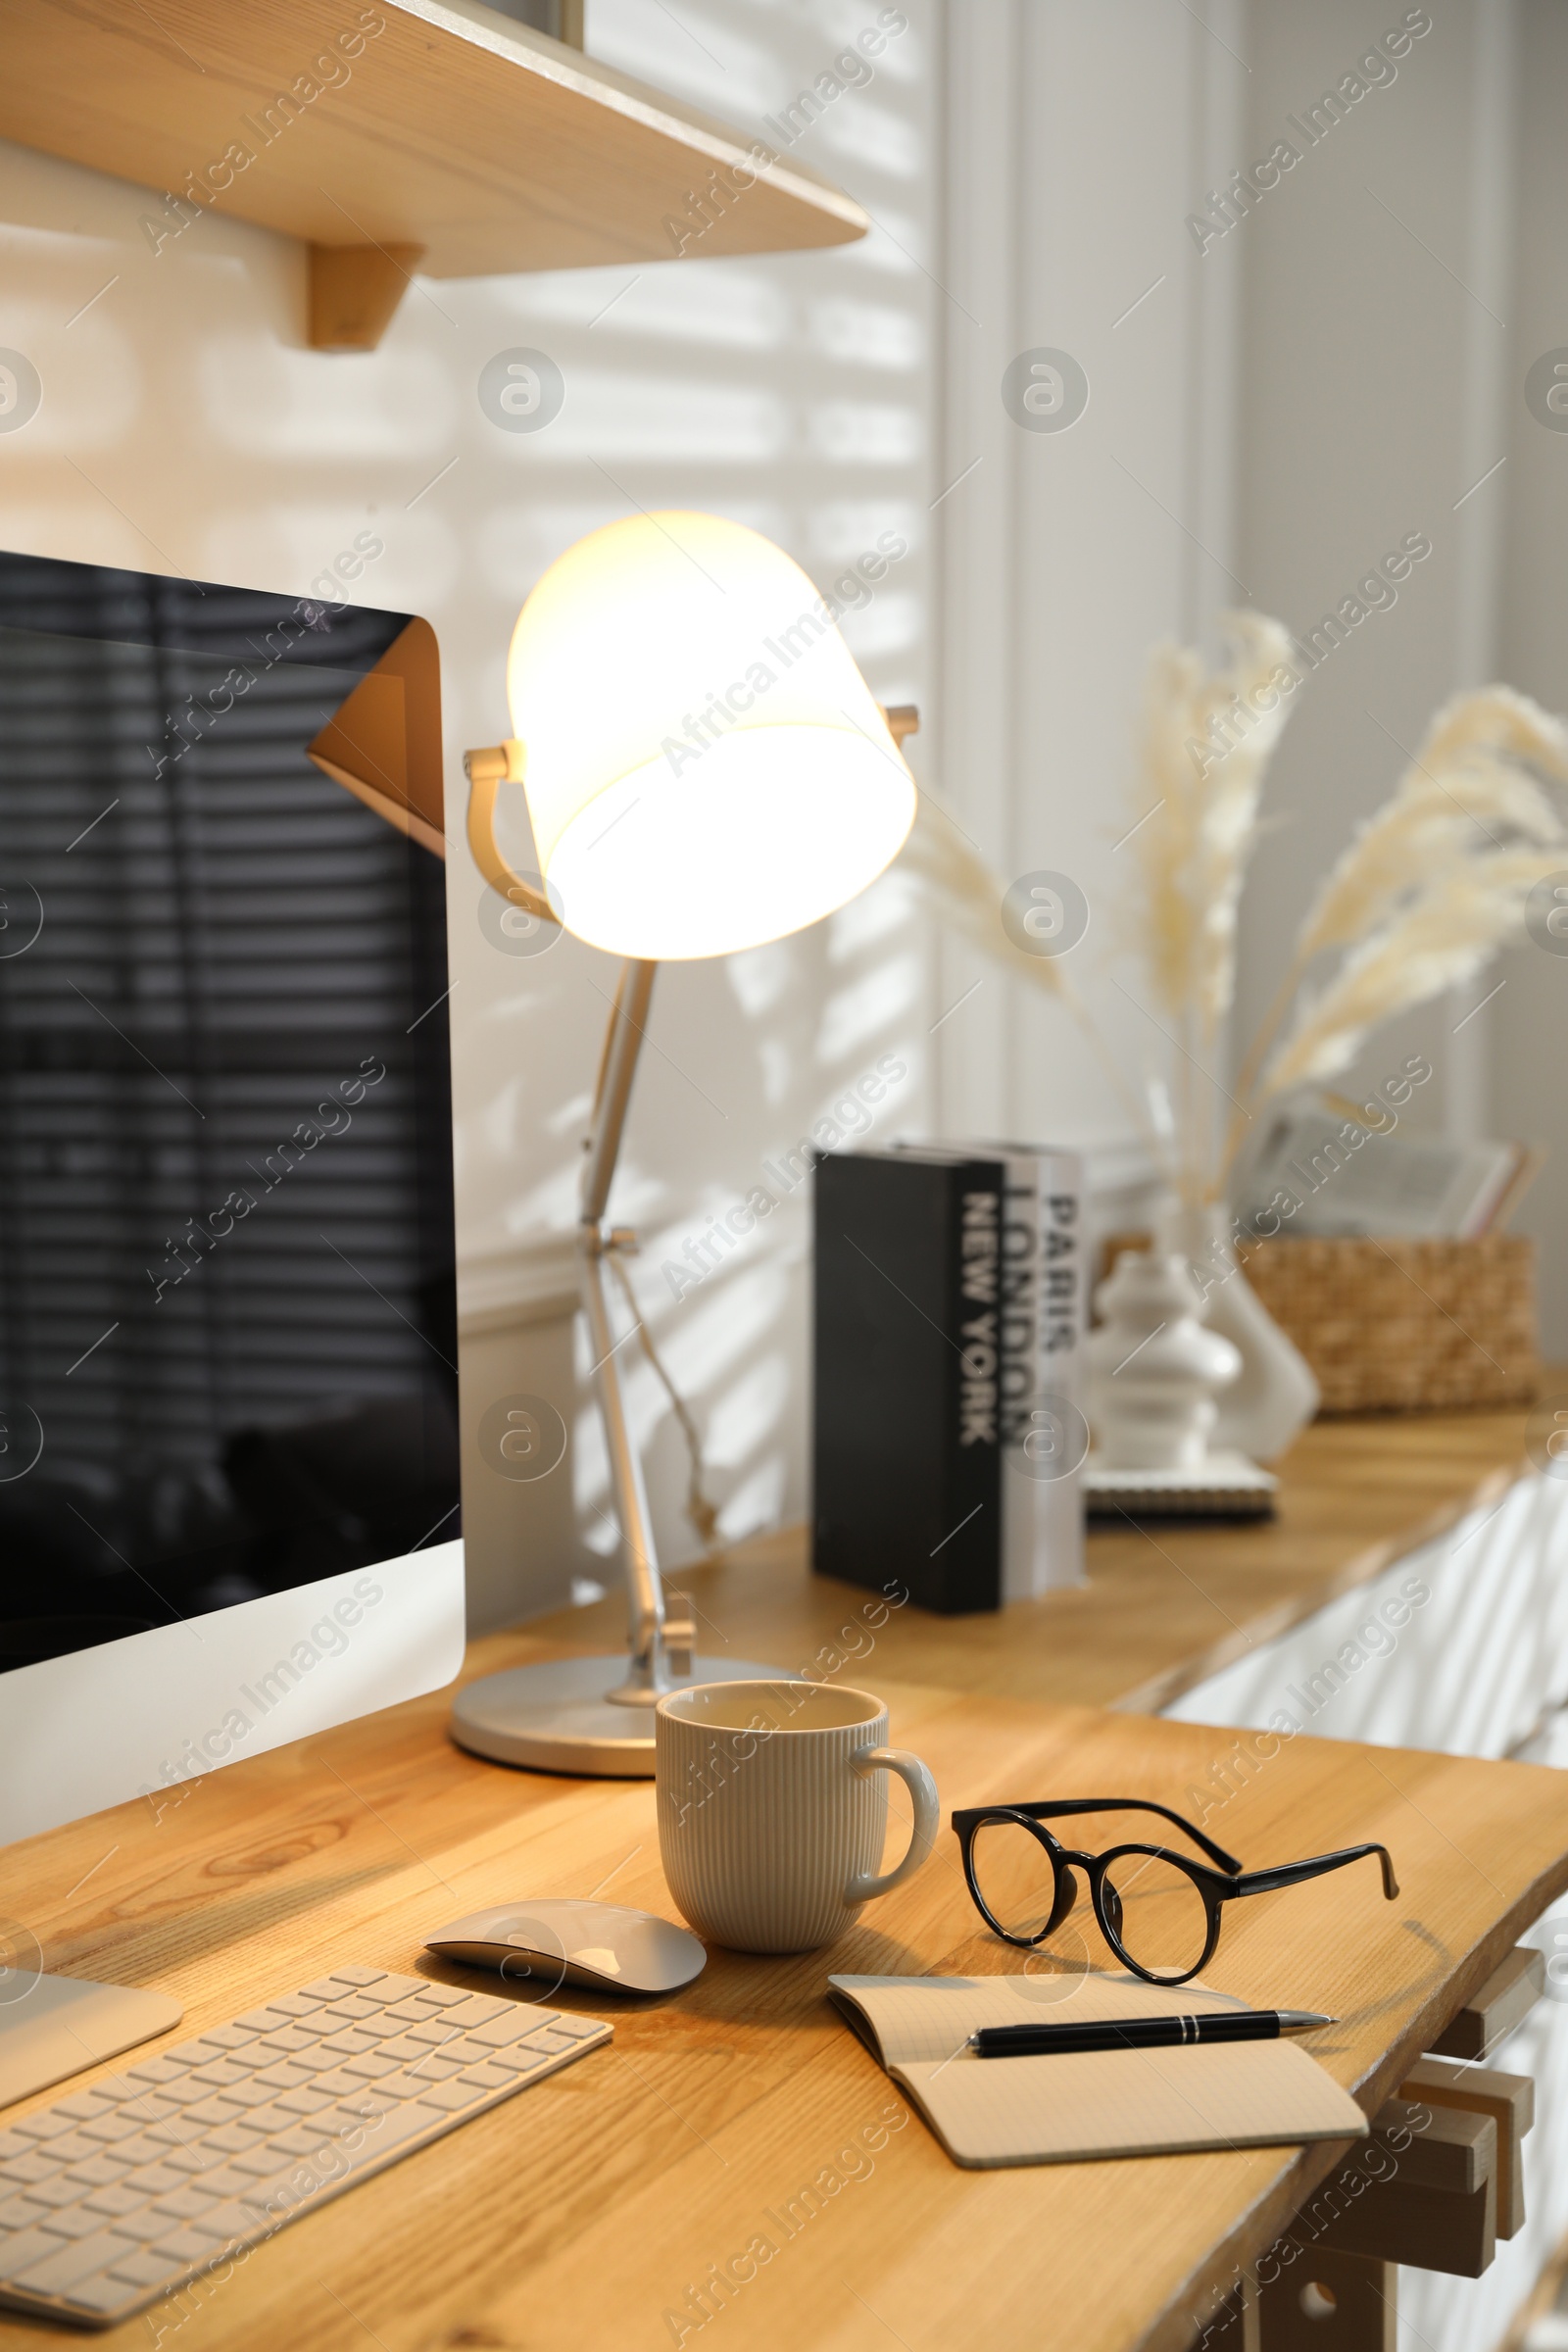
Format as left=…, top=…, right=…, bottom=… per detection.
left=1261, top=849, right=1563, bottom=1098
left=1132, top=612, right=1298, bottom=1045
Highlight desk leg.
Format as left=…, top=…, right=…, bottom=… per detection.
left=1256, top=2252, right=1395, bottom=2350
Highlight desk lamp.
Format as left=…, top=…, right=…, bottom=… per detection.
left=450, top=511, right=917, bottom=1776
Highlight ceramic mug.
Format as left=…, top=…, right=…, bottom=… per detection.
left=655, top=1679, right=939, bottom=1954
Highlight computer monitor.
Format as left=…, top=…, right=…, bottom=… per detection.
left=0, top=550, right=465, bottom=1846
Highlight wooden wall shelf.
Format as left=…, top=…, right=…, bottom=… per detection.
left=0, top=0, right=867, bottom=347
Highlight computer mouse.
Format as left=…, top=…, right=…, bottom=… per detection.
left=424, top=1899, right=706, bottom=1995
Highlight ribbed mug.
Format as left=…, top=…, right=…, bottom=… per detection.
left=655, top=1680, right=939, bottom=1954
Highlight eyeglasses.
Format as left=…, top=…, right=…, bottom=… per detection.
left=951, top=1796, right=1398, bottom=1985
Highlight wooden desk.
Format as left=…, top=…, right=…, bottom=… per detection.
left=2, top=1397, right=1554, bottom=2352
left=6, top=1660, right=1568, bottom=2345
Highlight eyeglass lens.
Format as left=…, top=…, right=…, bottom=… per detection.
left=1099, top=1850, right=1211, bottom=1981
left=968, top=1818, right=1058, bottom=1940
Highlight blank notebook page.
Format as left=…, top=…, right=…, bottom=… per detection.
left=826, top=1974, right=1367, bottom=2169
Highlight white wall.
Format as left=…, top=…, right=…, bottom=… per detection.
left=2, top=0, right=1331, bottom=1640
left=0, top=0, right=941, bottom=1633
left=1494, top=0, right=1568, bottom=1358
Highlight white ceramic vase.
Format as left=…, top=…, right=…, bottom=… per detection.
left=1155, top=1199, right=1319, bottom=1464
left=1086, top=1250, right=1241, bottom=1470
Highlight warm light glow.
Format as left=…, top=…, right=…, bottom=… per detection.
left=506, top=511, right=915, bottom=959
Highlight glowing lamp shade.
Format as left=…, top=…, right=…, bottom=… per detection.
left=506, top=512, right=915, bottom=960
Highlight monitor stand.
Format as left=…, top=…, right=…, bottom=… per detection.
left=1, top=1973, right=183, bottom=2107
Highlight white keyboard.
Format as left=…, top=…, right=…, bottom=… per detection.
left=0, top=1965, right=611, bottom=2328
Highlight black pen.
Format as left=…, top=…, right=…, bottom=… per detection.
left=969, top=2009, right=1336, bottom=2057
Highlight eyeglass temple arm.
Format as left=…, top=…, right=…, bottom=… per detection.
left=965, top=1797, right=1244, bottom=1878
left=1230, top=1842, right=1399, bottom=1902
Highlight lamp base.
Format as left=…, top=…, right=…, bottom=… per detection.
left=448, top=1652, right=782, bottom=1778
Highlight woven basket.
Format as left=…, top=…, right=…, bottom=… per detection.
left=1233, top=1234, right=1540, bottom=1414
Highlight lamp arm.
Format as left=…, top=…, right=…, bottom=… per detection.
left=464, top=742, right=558, bottom=926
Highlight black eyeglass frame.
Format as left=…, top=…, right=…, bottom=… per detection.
left=950, top=1797, right=1399, bottom=1986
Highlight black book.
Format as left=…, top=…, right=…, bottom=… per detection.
left=811, top=1150, right=1004, bottom=1614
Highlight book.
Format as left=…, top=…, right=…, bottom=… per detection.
left=982, top=1142, right=1086, bottom=1600
left=812, top=1150, right=1004, bottom=1613
left=811, top=1145, right=1085, bottom=1612
left=1241, top=1112, right=1531, bottom=1241
left=827, top=1972, right=1368, bottom=2169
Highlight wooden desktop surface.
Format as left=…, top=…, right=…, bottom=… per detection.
left=1, top=1396, right=1556, bottom=2352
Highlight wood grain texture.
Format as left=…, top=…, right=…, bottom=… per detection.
left=5, top=1675, right=1568, bottom=2352
left=0, top=0, right=866, bottom=280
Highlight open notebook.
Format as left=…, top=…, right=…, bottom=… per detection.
left=828, top=1971, right=1368, bottom=2169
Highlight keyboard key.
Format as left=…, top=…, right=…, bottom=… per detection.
left=322, top=1968, right=388, bottom=1990
left=377, top=2034, right=434, bottom=2064
left=111, top=2206, right=176, bottom=2244
left=125, top=2058, right=195, bottom=2086
left=270, top=2126, right=330, bottom=2158
left=115, top=2133, right=176, bottom=2168
left=124, top=2164, right=187, bottom=2198
left=319, top=1995, right=384, bottom=2023
left=459, top=2064, right=519, bottom=2092
left=319, top=2031, right=381, bottom=2059
left=196, top=2024, right=262, bottom=2050
left=108, top=2246, right=182, bottom=2287
left=342, top=2054, right=398, bottom=2082
left=183, top=2097, right=247, bottom=2130
left=166, top=2040, right=224, bottom=2068
left=258, top=2026, right=321, bottom=2055
left=0, top=2228, right=68, bottom=2281
left=14, top=2111, right=76, bottom=2140
left=11, top=2230, right=126, bottom=2293
left=0, top=2191, right=49, bottom=2228
left=275, top=2087, right=334, bottom=2116
left=149, top=2183, right=222, bottom=2224
left=81, top=2183, right=151, bottom=2218
left=86, top=2077, right=142, bottom=2103
left=416, top=2080, right=486, bottom=2113
left=0, top=2133, right=33, bottom=2160
left=198, top=2199, right=265, bottom=2244
left=152, top=2227, right=222, bottom=2264
left=203, top=2124, right=267, bottom=2156
left=195, top=2165, right=267, bottom=2199
left=0, top=2152, right=62, bottom=2185
left=29, top=2175, right=93, bottom=2210
left=413, top=1985, right=468, bottom=2008
left=445, top=1994, right=511, bottom=2029
left=56, top=2276, right=132, bottom=2318
left=467, top=2012, right=540, bottom=2049
left=46, top=2132, right=101, bottom=2166
left=227, top=2147, right=287, bottom=2179
left=405, top=2019, right=461, bottom=2047
left=255, top=2063, right=316, bottom=2091
left=64, top=2152, right=136, bottom=2187
left=214, top=2079, right=275, bottom=2111
left=52, top=2094, right=114, bottom=2124
left=189, top=2059, right=252, bottom=2088
left=80, top=2112, right=146, bottom=2145
left=43, top=2203, right=112, bottom=2240
left=261, top=1991, right=329, bottom=2018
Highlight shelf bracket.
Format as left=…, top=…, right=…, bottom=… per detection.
left=309, top=243, right=426, bottom=353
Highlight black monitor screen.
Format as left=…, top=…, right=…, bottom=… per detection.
left=0, top=552, right=458, bottom=1676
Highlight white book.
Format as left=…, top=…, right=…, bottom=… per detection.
left=982, top=1143, right=1086, bottom=1601
left=889, top=1140, right=1086, bottom=1601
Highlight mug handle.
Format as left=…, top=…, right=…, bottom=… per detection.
left=845, top=1747, right=940, bottom=1904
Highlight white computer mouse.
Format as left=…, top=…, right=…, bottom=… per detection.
left=424, top=1899, right=706, bottom=1994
